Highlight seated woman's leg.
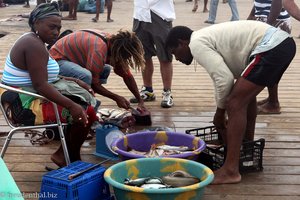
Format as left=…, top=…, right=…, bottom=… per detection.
left=51, top=105, right=98, bottom=167
left=58, top=60, right=92, bottom=85
left=68, top=123, right=90, bottom=161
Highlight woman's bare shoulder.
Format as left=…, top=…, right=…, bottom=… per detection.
left=13, top=33, right=40, bottom=48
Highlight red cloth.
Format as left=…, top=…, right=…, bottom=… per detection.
left=42, top=101, right=70, bottom=123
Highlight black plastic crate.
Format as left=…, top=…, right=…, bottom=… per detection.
left=186, top=125, right=265, bottom=173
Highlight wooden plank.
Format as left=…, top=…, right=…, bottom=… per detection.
left=264, top=157, right=300, bottom=166
left=205, top=185, right=300, bottom=196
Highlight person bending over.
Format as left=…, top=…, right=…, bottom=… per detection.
left=49, top=29, right=146, bottom=111
left=165, top=21, right=296, bottom=184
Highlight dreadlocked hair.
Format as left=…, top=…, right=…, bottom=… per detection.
left=109, top=30, right=145, bottom=72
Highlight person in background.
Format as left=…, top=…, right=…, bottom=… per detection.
left=204, top=0, right=239, bottom=24
left=130, top=0, right=175, bottom=108
left=92, top=0, right=113, bottom=22
left=165, top=21, right=296, bottom=184
left=62, top=0, right=78, bottom=20
left=192, top=0, right=209, bottom=13
left=24, top=0, right=30, bottom=8
left=23, top=0, right=47, bottom=9
left=0, top=0, right=6, bottom=7
left=283, top=0, right=300, bottom=40
left=284, top=0, right=300, bottom=21
left=247, top=0, right=291, bottom=114
left=1, top=2, right=99, bottom=167
left=49, top=29, right=146, bottom=111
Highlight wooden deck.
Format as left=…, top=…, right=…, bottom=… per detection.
left=1, top=0, right=300, bottom=199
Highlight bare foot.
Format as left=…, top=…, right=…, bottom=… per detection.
left=23, top=4, right=30, bottom=8
left=62, top=16, right=76, bottom=20
left=107, top=18, right=114, bottom=22
left=51, top=155, right=66, bottom=168
left=257, top=98, right=269, bottom=106
left=92, top=17, right=98, bottom=22
left=257, top=102, right=281, bottom=114
left=51, top=151, right=67, bottom=167
left=212, top=168, right=241, bottom=184
left=192, top=4, right=198, bottom=12
left=203, top=8, right=209, bottom=13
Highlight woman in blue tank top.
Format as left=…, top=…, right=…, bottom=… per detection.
left=1, top=2, right=98, bottom=167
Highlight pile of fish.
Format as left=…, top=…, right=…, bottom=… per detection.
left=128, top=144, right=194, bottom=157
left=124, top=170, right=200, bottom=189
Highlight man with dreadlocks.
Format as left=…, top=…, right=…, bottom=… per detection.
left=49, top=30, right=146, bottom=110
left=2, top=2, right=99, bottom=167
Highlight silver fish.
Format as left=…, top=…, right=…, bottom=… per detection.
left=161, top=170, right=200, bottom=187
left=140, top=183, right=169, bottom=189
left=156, top=145, right=190, bottom=151
left=144, top=177, right=163, bottom=184
left=124, top=177, right=149, bottom=187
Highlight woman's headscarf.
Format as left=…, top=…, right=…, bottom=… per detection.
left=28, top=2, right=61, bottom=31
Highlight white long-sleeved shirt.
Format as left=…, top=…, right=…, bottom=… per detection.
left=189, top=20, right=290, bottom=109
left=133, top=0, right=176, bottom=23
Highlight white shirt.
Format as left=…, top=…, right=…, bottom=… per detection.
left=133, top=0, right=176, bottom=23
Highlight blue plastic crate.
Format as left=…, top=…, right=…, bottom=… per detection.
left=40, top=161, right=111, bottom=200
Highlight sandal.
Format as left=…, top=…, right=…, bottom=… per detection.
left=25, top=129, right=54, bottom=145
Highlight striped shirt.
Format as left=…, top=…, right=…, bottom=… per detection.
left=49, top=30, right=109, bottom=85
left=2, top=55, right=59, bottom=87
left=254, top=0, right=290, bottom=20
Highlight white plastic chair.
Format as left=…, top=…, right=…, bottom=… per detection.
left=0, top=83, right=70, bottom=165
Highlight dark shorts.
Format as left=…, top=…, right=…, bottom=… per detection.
left=133, top=11, right=173, bottom=62
left=242, top=37, right=296, bottom=87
